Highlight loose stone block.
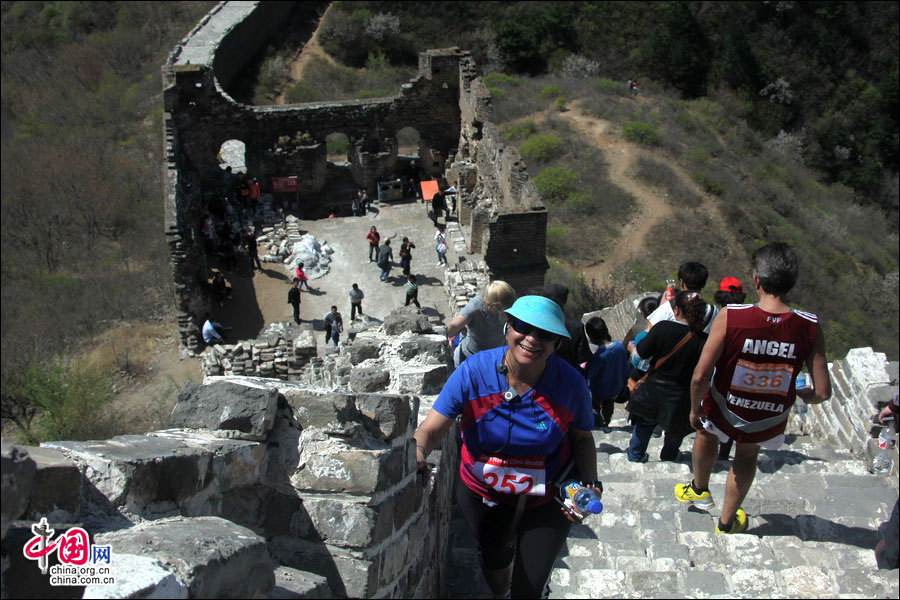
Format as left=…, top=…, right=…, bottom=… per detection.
left=355, top=394, right=414, bottom=441
left=396, top=365, right=449, bottom=394
left=396, top=335, right=449, bottom=362
left=348, top=368, right=391, bottom=393
left=269, top=537, right=378, bottom=599
left=43, top=431, right=265, bottom=517
left=22, top=445, right=82, bottom=522
left=270, top=566, right=331, bottom=599
left=1, top=442, right=36, bottom=538
left=82, top=553, right=188, bottom=599
left=171, top=380, right=279, bottom=440
left=383, top=310, right=433, bottom=335
left=95, top=516, right=274, bottom=599
left=294, top=445, right=405, bottom=494
left=301, top=495, right=392, bottom=549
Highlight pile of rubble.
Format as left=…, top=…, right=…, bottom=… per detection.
left=257, top=215, right=334, bottom=279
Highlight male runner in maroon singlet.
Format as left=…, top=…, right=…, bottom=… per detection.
left=675, top=242, right=832, bottom=534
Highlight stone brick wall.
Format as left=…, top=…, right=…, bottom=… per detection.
left=2, top=373, right=460, bottom=598
left=450, top=54, right=549, bottom=293
left=792, top=348, right=898, bottom=473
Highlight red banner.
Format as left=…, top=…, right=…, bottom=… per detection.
left=271, top=177, right=298, bottom=193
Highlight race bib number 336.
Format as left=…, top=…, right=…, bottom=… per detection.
left=730, top=359, right=793, bottom=397
left=473, top=456, right=546, bottom=496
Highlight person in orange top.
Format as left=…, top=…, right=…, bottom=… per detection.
left=366, top=226, right=380, bottom=262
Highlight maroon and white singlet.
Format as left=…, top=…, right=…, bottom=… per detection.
left=701, top=304, right=817, bottom=443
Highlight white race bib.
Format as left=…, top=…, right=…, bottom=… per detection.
left=473, top=455, right=546, bottom=496
left=730, top=359, right=793, bottom=397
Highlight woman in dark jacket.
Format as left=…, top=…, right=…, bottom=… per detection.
left=625, top=291, right=709, bottom=462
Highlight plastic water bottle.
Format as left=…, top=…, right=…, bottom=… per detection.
left=794, top=374, right=808, bottom=429
left=561, top=481, right=603, bottom=515
left=872, top=428, right=896, bottom=474
left=662, top=280, right=676, bottom=302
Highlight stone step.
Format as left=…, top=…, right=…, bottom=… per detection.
left=446, top=410, right=899, bottom=599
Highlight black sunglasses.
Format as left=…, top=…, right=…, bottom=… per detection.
left=508, top=317, right=558, bottom=342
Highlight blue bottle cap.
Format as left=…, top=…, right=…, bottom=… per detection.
left=588, top=500, right=603, bottom=514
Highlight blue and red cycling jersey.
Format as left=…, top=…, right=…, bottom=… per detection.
left=433, top=347, right=592, bottom=507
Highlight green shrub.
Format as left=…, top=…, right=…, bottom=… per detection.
left=539, top=84, right=563, bottom=99
left=484, top=72, right=522, bottom=98
left=622, top=262, right=666, bottom=294
left=546, top=226, right=567, bottom=255
left=285, top=81, right=323, bottom=103
left=483, top=72, right=522, bottom=88
left=501, top=120, right=536, bottom=140
left=6, top=358, right=116, bottom=444
left=534, top=166, right=578, bottom=203
left=623, top=121, right=660, bottom=145
left=554, top=97, right=567, bottom=111
left=595, top=77, right=622, bottom=92
left=691, top=171, right=726, bottom=196
left=519, top=134, right=563, bottom=161
left=565, top=191, right=593, bottom=212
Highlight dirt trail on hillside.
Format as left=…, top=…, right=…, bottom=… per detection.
left=275, top=5, right=336, bottom=105
left=554, top=102, right=740, bottom=284
left=557, top=104, right=673, bottom=283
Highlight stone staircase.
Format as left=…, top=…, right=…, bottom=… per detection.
left=446, top=408, right=899, bottom=598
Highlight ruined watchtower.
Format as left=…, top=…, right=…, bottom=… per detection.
left=162, top=2, right=548, bottom=353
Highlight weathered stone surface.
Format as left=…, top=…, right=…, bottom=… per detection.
left=347, top=343, right=381, bottom=365
left=294, top=328, right=318, bottom=357
left=355, top=394, right=414, bottom=441
left=1, top=442, right=36, bottom=538
left=383, top=309, right=433, bottom=335
left=171, top=380, right=279, bottom=440
left=269, top=537, right=377, bottom=599
left=42, top=431, right=265, bottom=517
left=396, top=335, right=448, bottom=362
left=95, top=516, right=274, bottom=599
left=270, top=566, right=331, bottom=599
left=82, top=553, right=188, bottom=599
left=294, top=445, right=405, bottom=494
left=348, top=368, right=390, bottom=393
left=282, top=390, right=355, bottom=432
left=396, top=365, right=449, bottom=395
left=20, top=445, right=82, bottom=523
left=302, top=495, right=392, bottom=549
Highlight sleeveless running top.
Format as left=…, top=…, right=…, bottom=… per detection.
left=701, top=304, right=817, bottom=443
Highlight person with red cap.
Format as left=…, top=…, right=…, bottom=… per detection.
left=711, top=277, right=748, bottom=460
left=714, top=276, right=746, bottom=308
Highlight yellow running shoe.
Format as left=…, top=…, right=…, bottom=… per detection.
left=715, top=508, right=749, bottom=534
left=675, top=479, right=715, bottom=509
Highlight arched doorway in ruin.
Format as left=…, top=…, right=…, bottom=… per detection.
left=217, top=139, right=247, bottom=174
left=396, top=126, right=420, bottom=160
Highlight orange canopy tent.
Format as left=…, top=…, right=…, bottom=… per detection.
left=419, top=180, right=440, bottom=201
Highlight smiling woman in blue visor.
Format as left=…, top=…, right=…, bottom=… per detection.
left=413, top=295, right=599, bottom=599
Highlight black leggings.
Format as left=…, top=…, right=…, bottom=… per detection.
left=456, top=480, right=571, bottom=598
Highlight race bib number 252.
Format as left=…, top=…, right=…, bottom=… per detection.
left=473, top=456, right=546, bottom=496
